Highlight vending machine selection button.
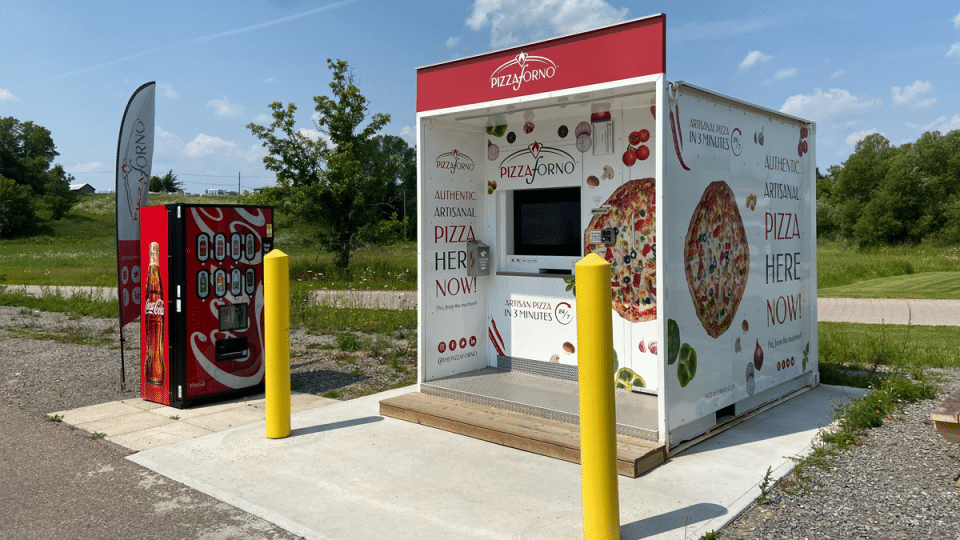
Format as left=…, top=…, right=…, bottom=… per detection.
left=231, top=233, right=242, bottom=261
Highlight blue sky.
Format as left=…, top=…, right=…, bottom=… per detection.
left=3, top=1, right=960, bottom=194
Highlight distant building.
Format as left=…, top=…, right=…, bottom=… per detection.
left=69, top=183, right=96, bottom=195
left=205, top=189, right=238, bottom=196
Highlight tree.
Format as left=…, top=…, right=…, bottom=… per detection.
left=0, top=116, right=77, bottom=234
left=0, top=117, right=59, bottom=195
left=0, top=174, right=36, bottom=236
left=830, top=133, right=894, bottom=240
left=41, top=164, right=77, bottom=220
left=364, top=134, right=416, bottom=239
left=150, top=170, right=181, bottom=193
left=247, top=59, right=394, bottom=271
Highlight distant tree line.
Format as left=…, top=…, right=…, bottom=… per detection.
left=818, top=130, right=960, bottom=246
left=0, top=117, right=78, bottom=237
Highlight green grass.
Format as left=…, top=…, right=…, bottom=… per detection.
left=0, top=286, right=118, bottom=318
left=0, top=192, right=242, bottom=286
left=819, top=322, right=960, bottom=371
left=0, top=192, right=417, bottom=290
left=816, top=239, right=960, bottom=291
left=818, top=271, right=960, bottom=299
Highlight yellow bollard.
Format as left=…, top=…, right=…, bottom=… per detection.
left=576, top=253, right=620, bottom=540
left=264, top=249, right=291, bottom=439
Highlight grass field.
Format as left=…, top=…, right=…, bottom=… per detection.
left=3, top=196, right=960, bottom=375
left=0, top=193, right=417, bottom=290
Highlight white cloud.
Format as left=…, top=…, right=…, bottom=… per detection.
left=845, top=129, right=881, bottom=148
left=775, top=67, right=797, bottom=79
left=446, top=35, right=461, bottom=48
left=65, top=162, right=105, bottom=174
left=159, top=83, right=178, bottom=98
left=206, top=97, right=244, bottom=117
left=919, top=115, right=960, bottom=133
left=184, top=133, right=237, bottom=158
left=298, top=128, right=326, bottom=143
left=264, top=77, right=276, bottom=84
left=953, top=11, right=960, bottom=28
left=892, top=80, right=932, bottom=105
left=0, top=87, right=18, bottom=102
left=671, top=14, right=791, bottom=42
left=941, top=115, right=960, bottom=132
left=399, top=125, right=414, bottom=138
left=830, top=69, right=845, bottom=79
left=780, top=88, right=877, bottom=121
left=253, top=113, right=272, bottom=124
left=739, top=51, right=772, bottom=70
left=465, top=0, right=629, bottom=48
left=948, top=42, right=960, bottom=60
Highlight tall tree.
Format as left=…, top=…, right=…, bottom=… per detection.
left=0, top=116, right=77, bottom=235
left=247, top=59, right=393, bottom=271
left=0, top=117, right=59, bottom=195
left=830, top=133, right=894, bottom=240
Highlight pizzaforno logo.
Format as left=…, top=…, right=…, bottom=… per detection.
left=498, top=141, right=576, bottom=184
left=435, top=149, right=475, bottom=174
left=490, top=52, right=557, bottom=92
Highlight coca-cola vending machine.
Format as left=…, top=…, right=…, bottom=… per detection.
left=140, top=204, right=274, bottom=408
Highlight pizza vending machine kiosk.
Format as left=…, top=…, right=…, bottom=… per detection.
left=140, top=204, right=274, bottom=408
left=411, top=13, right=818, bottom=451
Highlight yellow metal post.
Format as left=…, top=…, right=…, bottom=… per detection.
left=264, top=249, right=291, bottom=439
left=576, top=253, right=620, bottom=539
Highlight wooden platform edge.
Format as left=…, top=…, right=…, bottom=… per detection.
left=379, top=392, right=665, bottom=478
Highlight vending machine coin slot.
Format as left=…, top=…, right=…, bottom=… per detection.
left=215, top=337, right=250, bottom=361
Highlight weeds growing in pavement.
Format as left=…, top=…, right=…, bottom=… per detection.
left=756, top=466, right=774, bottom=504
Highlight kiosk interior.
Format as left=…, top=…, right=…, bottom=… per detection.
left=406, top=14, right=817, bottom=455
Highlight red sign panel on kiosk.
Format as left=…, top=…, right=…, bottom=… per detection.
left=140, top=204, right=274, bottom=408
left=416, top=14, right=666, bottom=112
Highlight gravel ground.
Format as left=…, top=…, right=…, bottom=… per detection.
left=3, top=305, right=960, bottom=539
left=720, top=368, right=960, bottom=540
left=0, top=306, right=415, bottom=416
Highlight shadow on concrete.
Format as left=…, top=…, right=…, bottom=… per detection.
left=290, top=415, right=383, bottom=438
left=620, top=502, right=727, bottom=539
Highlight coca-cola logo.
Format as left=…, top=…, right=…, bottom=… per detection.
left=145, top=299, right=164, bottom=316
left=490, top=52, right=557, bottom=92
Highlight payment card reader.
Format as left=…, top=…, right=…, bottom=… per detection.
left=467, top=240, right=490, bottom=276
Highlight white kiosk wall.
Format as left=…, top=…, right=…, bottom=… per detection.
left=419, top=125, right=489, bottom=382
left=660, top=83, right=818, bottom=442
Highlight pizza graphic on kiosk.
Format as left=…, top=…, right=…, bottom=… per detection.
left=584, top=178, right=657, bottom=323
left=683, top=181, right=749, bottom=338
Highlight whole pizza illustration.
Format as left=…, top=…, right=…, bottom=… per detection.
left=584, top=178, right=656, bottom=323
left=683, top=180, right=749, bottom=338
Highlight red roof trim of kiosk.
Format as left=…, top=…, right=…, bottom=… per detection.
left=416, top=14, right=666, bottom=113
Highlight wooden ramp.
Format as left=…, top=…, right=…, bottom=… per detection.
left=380, top=392, right=666, bottom=478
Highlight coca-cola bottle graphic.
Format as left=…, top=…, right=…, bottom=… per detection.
left=144, top=241, right=165, bottom=385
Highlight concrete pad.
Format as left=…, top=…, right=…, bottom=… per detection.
left=129, top=384, right=866, bottom=540
left=77, top=410, right=174, bottom=437
left=185, top=406, right=266, bottom=432
left=109, top=422, right=216, bottom=451
left=52, top=401, right=145, bottom=425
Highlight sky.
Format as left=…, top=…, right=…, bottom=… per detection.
left=2, top=1, right=960, bottom=194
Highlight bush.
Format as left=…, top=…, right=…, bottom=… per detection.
left=0, top=174, right=37, bottom=236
